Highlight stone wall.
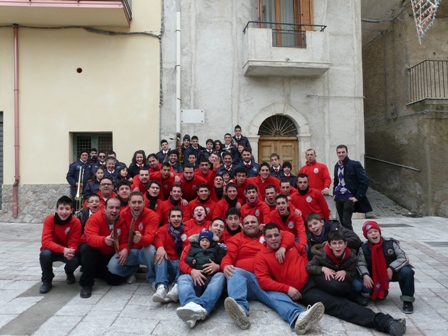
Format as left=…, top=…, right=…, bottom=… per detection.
left=0, top=184, right=70, bottom=223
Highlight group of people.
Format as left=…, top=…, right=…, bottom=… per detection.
left=47, top=126, right=414, bottom=335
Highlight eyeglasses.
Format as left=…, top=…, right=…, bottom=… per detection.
left=265, top=233, right=280, bottom=239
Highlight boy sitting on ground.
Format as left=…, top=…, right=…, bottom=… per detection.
left=353, top=221, right=415, bottom=314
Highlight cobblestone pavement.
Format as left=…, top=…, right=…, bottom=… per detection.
left=366, top=189, right=413, bottom=219
left=0, top=196, right=447, bottom=335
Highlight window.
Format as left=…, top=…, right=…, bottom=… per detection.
left=73, top=133, right=113, bottom=159
left=259, top=0, right=314, bottom=47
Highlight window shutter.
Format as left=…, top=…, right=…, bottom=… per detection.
left=299, top=0, right=314, bottom=30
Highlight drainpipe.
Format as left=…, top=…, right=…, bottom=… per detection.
left=13, top=24, right=20, bottom=218
left=175, top=0, right=181, bottom=133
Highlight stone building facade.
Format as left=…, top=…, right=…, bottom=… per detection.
left=362, top=0, right=448, bottom=216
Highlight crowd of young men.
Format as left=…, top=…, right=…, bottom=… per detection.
left=50, top=126, right=409, bottom=335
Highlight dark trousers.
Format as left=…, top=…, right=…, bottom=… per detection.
left=300, top=277, right=394, bottom=333
left=39, top=249, right=79, bottom=283
left=335, top=197, right=354, bottom=231
left=310, top=274, right=353, bottom=297
left=78, top=243, right=124, bottom=288
left=193, top=274, right=213, bottom=296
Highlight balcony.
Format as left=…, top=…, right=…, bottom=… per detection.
left=0, top=0, right=132, bottom=27
left=408, top=60, right=448, bottom=104
left=242, top=21, right=329, bottom=78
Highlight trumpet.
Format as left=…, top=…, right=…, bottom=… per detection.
left=74, top=166, right=84, bottom=212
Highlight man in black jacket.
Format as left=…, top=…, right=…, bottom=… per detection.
left=333, top=145, right=372, bottom=231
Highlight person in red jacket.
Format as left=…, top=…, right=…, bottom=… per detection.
left=221, top=214, right=295, bottom=330
left=221, top=207, right=242, bottom=243
left=131, top=168, right=151, bottom=193
left=292, top=174, right=330, bottom=222
left=247, top=162, right=280, bottom=200
left=298, top=149, right=331, bottom=195
left=233, top=167, right=249, bottom=204
left=240, top=184, right=271, bottom=226
left=254, top=223, right=324, bottom=334
left=107, top=192, right=159, bottom=285
left=179, top=163, right=207, bottom=202
left=39, top=196, right=82, bottom=294
left=184, top=205, right=211, bottom=237
left=264, top=184, right=278, bottom=212
left=152, top=207, right=190, bottom=304
left=79, top=198, right=129, bottom=298
left=255, top=223, right=407, bottom=336
left=270, top=195, right=307, bottom=248
left=212, top=182, right=241, bottom=219
left=159, top=184, right=190, bottom=225
left=150, top=162, right=175, bottom=200
left=143, top=180, right=164, bottom=226
left=187, top=184, right=216, bottom=221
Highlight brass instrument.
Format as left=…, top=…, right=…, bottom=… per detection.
left=74, top=166, right=84, bottom=212
left=176, top=132, right=183, bottom=165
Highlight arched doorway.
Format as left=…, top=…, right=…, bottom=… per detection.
left=258, top=115, right=299, bottom=172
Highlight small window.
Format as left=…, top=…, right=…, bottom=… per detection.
left=73, top=133, right=113, bottom=159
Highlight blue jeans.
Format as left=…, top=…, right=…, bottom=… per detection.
left=107, top=245, right=156, bottom=283
left=178, top=272, right=226, bottom=316
left=154, top=258, right=180, bottom=289
left=39, top=249, right=79, bottom=283
left=352, top=266, right=415, bottom=301
left=227, top=268, right=305, bottom=329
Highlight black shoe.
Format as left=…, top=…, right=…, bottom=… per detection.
left=80, top=286, right=92, bottom=298
left=353, top=293, right=369, bottom=306
left=388, top=318, right=406, bottom=336
left=403, top=302, right=413, bottom=314
left=66, top=273, right=76, bottom=285
left=39, top=282, right=52, bottom=294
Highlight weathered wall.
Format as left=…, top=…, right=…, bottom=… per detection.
left=161, top=0, right=366, bottom=169
left=0, top=0, right=161, bottom=221
left=362, top=0, right=448, bottom=216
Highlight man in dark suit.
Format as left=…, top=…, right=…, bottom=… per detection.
left=333, top=145, right=372, bottom=231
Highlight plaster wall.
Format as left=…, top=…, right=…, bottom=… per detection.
left=161, top=0, right=366, bottom=170
left=0, top=0, right=161, bottom=186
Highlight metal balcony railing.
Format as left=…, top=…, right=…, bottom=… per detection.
left=243, top=21, right=326, bottom=48
left=408, top=60, right=448, bottom=103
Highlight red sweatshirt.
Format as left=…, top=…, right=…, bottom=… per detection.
left=298, top=161, right=331, bottom=191
left=254, top=241, right=308, bottom=293
left=184, top=218, right=211, bottom=237
left=84, top=211, right=129, bottom=255
left=149, top=171, right=175, bottom=200
left=221, top=230, right=295, bottom=273
left=154, top=224, right=190, bottom=260
left=40, top=215, right=82, bottom=253
left=187, top=198, right=216, bottom=221
left=179, top=175, right=207, bottom=202
left=240, top=200, right=271, bottom=224
left=291, top=187, right=330, bottom=222
left=120, top=207, right=159, bottom=249
left=269, top=206, right=307, bottom=247
left=247, top=176, right=280, bottom=199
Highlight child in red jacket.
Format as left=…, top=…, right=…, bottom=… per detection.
left=39, top=196, right=82, bottom=294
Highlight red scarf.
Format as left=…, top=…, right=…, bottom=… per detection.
left=370, top=238, right=389, bottom=300
left=323, top=244, right=351, bottom=265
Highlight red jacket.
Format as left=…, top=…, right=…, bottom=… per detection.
left=149, top=171, right=175, bottom=200
left=184, top=218, right=211, bottom=237
left=254, top=240, right=308, bottom=293
left=298, top=161, right=331, bottom=192
left=178, top=175, right=207, bottom=202
left=240, top=200, right=271, bottom=224
left=221, top=230, right=295, bottom=273
left=247, top=176, right=280, bottom=199
left=187, top=198, right=216, bottom=221
left=40, top=215, right=82, bottom=253
left=154, top=224, right=190, bottom=260
left=291, top=187, right=330, bottom=222
left=159, top=198, right=190, bottom=225
left=269, top=206, right=307, bottom=247
left=84, top=211, right=129, bottom=255
left=120, top=207, right=159, bottom=249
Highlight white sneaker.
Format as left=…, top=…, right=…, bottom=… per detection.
left=224, top=297, right=250, bottom=330
left=294, top=302, right=325, bottom=335
left=126, top=275, right=136, bottom=284
left=177, top=301, right=207, bottom=328
left=166, top=284, right=179, bottom=302
left=152, top=285, right=168, bottom=303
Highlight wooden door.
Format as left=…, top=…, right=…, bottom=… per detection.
left=258, top=136, right=298, bottom=173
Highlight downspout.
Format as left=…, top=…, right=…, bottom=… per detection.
left=175, top=0, right=181, bottom=133
left=13, top=24, right=20, bottom=218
